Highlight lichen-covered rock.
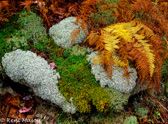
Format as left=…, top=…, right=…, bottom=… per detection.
left=49, top=17, right=88, bottom=49
left=2, top=49, right=76, bottom=114
left=87, top=51, right=137, bottom=93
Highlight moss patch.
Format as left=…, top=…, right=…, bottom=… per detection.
left=55, top=48, right=111, bottom=113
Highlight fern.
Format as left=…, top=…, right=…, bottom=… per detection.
left=85, top=20, right=160, bottom=89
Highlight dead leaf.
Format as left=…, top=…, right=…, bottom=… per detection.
left=8, top=96, right=21, bottom=108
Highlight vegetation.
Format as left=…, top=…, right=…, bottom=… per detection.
left=0, top=14, right=20, bottom=62
left=124, top=116, right=137, bottom=124
left=0, top=0, right=168, bottom=123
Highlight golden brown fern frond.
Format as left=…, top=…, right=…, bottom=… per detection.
left=85, top=20, right=162, bottom=90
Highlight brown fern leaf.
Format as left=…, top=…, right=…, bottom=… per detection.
left=20, top=0, right=33, bottom=13
left=129, top=47, right=150, bottom=82
left=158, top=2, right=168, bottom=19
left=114, top=0, right=135, bottom=22
left=84, top=31, right=104, bottom=51
left=116, top=40, right=132, bottom=66
left=130, top=0, right=168, bottom=39
left=149, top=67, right=162, bottom=93
left=77, top=0, right=98, bottom=31
left=116, top=0, right=168, bottom=44
left=0, top=1, right=9, bottom=12
left=71, top=27, right=80, bottom=45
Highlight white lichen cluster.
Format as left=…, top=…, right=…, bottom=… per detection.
left=87, top=52, right=137, bottom=93
left=49, top=17, right=88, bottom=49
left=2, top=49, right=76, bottom=114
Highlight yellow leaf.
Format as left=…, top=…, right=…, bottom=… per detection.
left=112, top=55, right=127, bottom=67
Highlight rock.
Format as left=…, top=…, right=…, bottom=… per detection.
left=87, top=51, right=137, bottom=93
left=49, top=17, right=88, bottom=49
left=2, top=49, right=76, bottom=114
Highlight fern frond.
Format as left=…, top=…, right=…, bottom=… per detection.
left=129, top=47, right=150, bottom=81
left=133, top=39, right=155, bottom=77
left=103, top=34, right=119, bottom=53
left=71, top=27, right=80, bottom=45
left=104, top=22, right=133, bottom=41
left=112, top=55, right=127, bottom=67
left=86, top=20, right=159, bottom=88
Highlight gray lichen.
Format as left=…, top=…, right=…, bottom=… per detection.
left=87, top=51, right=137, bottom=93
left=49, top=17, right=88, bottom=49
left=2, top=49, right=76, bottom=114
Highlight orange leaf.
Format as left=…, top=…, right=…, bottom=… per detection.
left=8, top=96, right=21, bottom=108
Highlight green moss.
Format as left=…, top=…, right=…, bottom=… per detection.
left=0, top=9, right=50, bottom=59
left=56, top=48, right=111, bottom=113
left=133, top=101, right=148, bottom=118
left=16, top=10, right=47, bottom=46
left=136, top=107, right=148, bottom=119
left=48, top=45, right=131, bottom=113
left=6, top=35, right=30, bottom=50
left=0, top=13, right=20, bottom=62
left=104, top=87, right=130, bottom=112
left=71, top=45, right=87, bottom=56
left=124, top=116, right=137, bottom=124
left=89, top=0, right=118, bottom=26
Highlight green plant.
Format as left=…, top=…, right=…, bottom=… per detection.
left=133, top=100, right=148, bottom=118
left=104, top=87, right=130, bottom=112
left=136, top=107, right=149, bottom=118
left=16, top=10, right=47, bottom=45
left=55, top=48, right=111, bottom=113
left=0, top=9, right=50, bottom=62
left=0, top=13, right=20, bottom=62
left=71, top=45, right=87, bottom=56
left=124, top=116, right=137, bottom=124
left=89, top=0, right=118, bottom=26
left=6, top=35, right=30, bottom=51
left=154, top=110, right=160, bottom=118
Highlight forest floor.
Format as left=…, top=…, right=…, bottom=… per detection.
left=0, top=0, right=168, bottom=123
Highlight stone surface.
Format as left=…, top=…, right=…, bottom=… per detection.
left=87, top=51, right=138, bottom=93
left=49, top=17, right=88, bottom=49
